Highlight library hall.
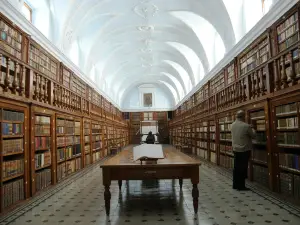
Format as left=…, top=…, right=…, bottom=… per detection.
left=1, top=0, right=300, bottom=224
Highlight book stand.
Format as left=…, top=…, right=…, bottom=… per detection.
left=139, top=157, right=158, bottom=165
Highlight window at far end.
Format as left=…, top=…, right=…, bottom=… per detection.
left=22, top=2, right=32, bottom=22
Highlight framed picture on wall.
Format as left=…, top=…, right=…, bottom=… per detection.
left=143, top=93, right=152, bottom=107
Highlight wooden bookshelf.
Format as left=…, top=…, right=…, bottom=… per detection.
left=71, top=75, right=86, bottom=97
left=28, top=39, right=59, bottom=81
left=61, top=64, right=72, bottom=88
left=210, top=70, right=225, bottom=95
left=167, top=2, right=300, bottom=204
left=218, top=114, right=234, bottom=170
left=83, top=119, right=91, bottom=166
left=276, top=10, right=299, bottom=53
left=56, top=115, right=82, bottom=182
left=248, top=108, right=269, bottom=187
left=31, top=107, right=54, bottom=195
left=209, top=119, right=216, bottom=164
left=238, top=33, right=270, bottom=77
left=0, top=18, right=23, bottom=60
left=91, top=121, right=102, bottom=163
left=0, top=102, right=29, bottom=212
left=0, top=11, right=130, bottom=214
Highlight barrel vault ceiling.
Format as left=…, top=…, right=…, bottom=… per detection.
left=14, top=0, right=277, bottom=108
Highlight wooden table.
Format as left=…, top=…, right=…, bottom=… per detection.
left=100, top=146, right=201, bottom=216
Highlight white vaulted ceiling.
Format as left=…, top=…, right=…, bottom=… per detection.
left=9, top=0, right=278, bottom=109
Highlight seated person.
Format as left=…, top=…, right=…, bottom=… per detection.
left=145, top=131, right=155, bottom=144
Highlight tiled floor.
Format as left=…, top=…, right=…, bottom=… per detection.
left=1, top=146, right=300, bottom=225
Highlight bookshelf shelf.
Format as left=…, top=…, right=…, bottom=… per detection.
left=35, top=164, right=51, bottom=171
left=2, top=135, right=24, bottom=139
left=2, top=173, right=24, bottom=182
left=3, top=151, right=24, bottom=156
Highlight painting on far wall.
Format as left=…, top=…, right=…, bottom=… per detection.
left=143, top=93, right=152, bottom=107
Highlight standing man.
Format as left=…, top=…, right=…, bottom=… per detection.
left=231, top=110, right=256, bottom=191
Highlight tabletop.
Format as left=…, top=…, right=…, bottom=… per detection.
left=100, top=146, right=201, bottom=168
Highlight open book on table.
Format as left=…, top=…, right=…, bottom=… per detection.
left=133, top=144, right=165, bottom=161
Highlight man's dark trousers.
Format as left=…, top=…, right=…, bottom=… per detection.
left=233, top=151, right=251, bottom=189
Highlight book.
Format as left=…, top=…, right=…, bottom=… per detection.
left=133, top=144, right=165, bottom=161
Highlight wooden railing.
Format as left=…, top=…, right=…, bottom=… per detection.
left=0, top=50, right=126, bottom=124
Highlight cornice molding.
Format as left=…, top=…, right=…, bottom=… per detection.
left=174, top=0, right=299, bottom=110
left=0, top=0, right=120, bottom=110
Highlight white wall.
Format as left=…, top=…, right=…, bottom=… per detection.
left=121, top=85, right=174, bottom=111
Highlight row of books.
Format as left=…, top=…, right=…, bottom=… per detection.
left=195, top=133, right=207, bottom=139
left=196, top=141, right=207, bottom=149
left=92, top=135, right=101, bottom=141
left=277, top=23, right=298, bottom=43
left=57, top=162, right=66, bottom=182
left=0, top=41, right=21, bottom=59
left=255, top=132, right=267, bottom=144
left=2, top=159, right=24, bottom=179
left=2, top=110, right=24, bottom=121
left=85, top=145, right=90, bottom=153
left=66, top=158, right=81, bottom=175
left=85, top=154, right=91, bottom=166
left=35, top=151, right=51, bottom=169
left=35, top=116, right=50, bottom=124
left=253, top=165, right=269, bottom=187
left=35, top=169, right=51, bottom=192
left=2, top=138, right=23, bottom=154
left=220, top=144, right=233, bottom=154
left=210, top=73, right=225, bottom=94
left=56, top=127, right=80, bottom=135
left=0, top=29, right=22, bottom=50
left=279, top=34, right=299, bottom=53
left=35, top=125, right=50, bottom=135
left=279, top=153, right=300, bottom=170
left=210, top=143, right=216, bottom=151
left=277, top=132, right=298, bottom=145
left=92, top=141, right=102, bottom=150
left=2, top=178, right=24, bottom=209
left=277, top=117, right=298, bottom=129
left=255, top=119, right=266, bottom=131
left=252, top=149, right=268, bottom=163
left=93, top=151, right=101, bottom=161
left=84, top=135, right=90, bottom=142
left=277, top=12, right=298, bottom=34
left=210, top=152, right=217, bottom=163
left=276, top=103, right=297, bottom=115
left=220, top=133, right=232, bottom=140
left=64, top=145, right=81, bottom=159
left=2, top=123, right=23, bottom=135
left=196, top=148, right=208, bottom=160
left=35, top=136, right=50, bottom=149
left=220, top=154, right=234, bottom=169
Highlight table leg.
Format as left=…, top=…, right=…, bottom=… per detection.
left=118, top=180, right=122, bottom=190
left=179, top=179, right=183, bottom=189
left=104, top=185, right=111, bottom=216
left=192, top=184, right=199, bottom=214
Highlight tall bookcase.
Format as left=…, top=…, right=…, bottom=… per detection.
left=84, top=119, right=91, bottom=166
left=272, top=100, right=300, bottom=199
left=91, top=121, right=102, bottom=163
left=218, top=113, right=234, bottom=170
left=209, top=119, right=217, bottom=164
left=248, top=107, right=269, bottom=188
left=0, top=102, right=29, bottom=212
left=30, top=107, right=54, bottom=195
left=55, top=115, right=82, bottom=182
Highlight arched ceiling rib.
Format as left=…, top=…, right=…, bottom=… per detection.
left=103, top=64, right=187, bottom=96
left=55, top=0, right=237, bottom=106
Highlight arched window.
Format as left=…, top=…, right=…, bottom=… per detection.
left=22, top=2, right=32, bottom=22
